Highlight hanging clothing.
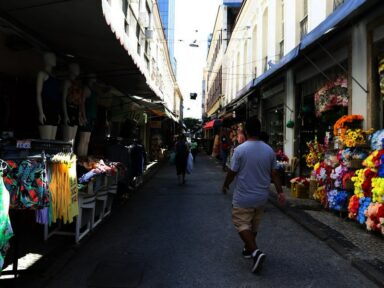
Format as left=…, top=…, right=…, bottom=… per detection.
left=41, top=75, right=61, bottom=125
left=2, top=160, right=50, bottom=209
left=49, top=154, right=78, bottom=224
left=0, top=171, right=13, bottom=273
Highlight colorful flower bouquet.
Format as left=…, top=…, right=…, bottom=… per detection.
left=371, top=177, right=384, bottom=203
left=369, top=129, right=384, bottom=150
left=333, top=114, right=364, bottom=141
left=338, top=148, right=368, bottom=168
left=348, top=195, right=360, bottom=220
left=357, top=197, right=372, bottom=225
left=304, top=138, right=326, bottom=168
left=351, top=168, right=377, bottom=198
left=343, top=128, right=374, bottom=148
left=313, top=185, right=328, bottom=207
left=365, top=202, right=384, bottom=235
left=327, top=189, right=349, bottom=211
left=314, top=75, right=348, bottom=117
left=313, top=161, right=333, bottom=186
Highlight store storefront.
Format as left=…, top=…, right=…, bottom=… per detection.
left=294, top=39, right=350, bottom=175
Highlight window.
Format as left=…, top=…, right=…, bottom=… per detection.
left=300, top=0, right=308, bottom=40
left=333, top=0, right=345, bottom=10
left=263, top=56, right=268, bottom=73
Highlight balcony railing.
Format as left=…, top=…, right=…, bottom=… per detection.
left=300, top=16, right=308, bottom=40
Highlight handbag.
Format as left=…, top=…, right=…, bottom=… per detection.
left=186, top=152, right=193, bottom=174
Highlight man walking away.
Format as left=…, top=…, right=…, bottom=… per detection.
left=222, top=116, right=285, bottom=273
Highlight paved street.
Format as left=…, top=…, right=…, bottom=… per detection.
left=41, top=154, right=376, bottom=288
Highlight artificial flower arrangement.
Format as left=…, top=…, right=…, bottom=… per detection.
left=342, top=171, right=356, bottom=190
left=313, top=161, right=333, bottom=186
left=313, top=185, right=328, bottom=207
left=314, top=75, right=348, bottom=117
left=343, top=128, right=374, bottom=148
left=276, top=149, right=289, bottom=170
left=371, top=177, right=384, bottom=204
left=362, top=149, right=384, bottom=169
left=364, top=202, right=384, bottom=235
left=351, top=168, right=377, bottom=198
left=333, top=114, right=364, bottom=141
left=338, top=148, right=368, bottom=167
left=276, top=149, right=289, bottom=162
left=327, top=189, right=349, bottom=211
left=330, top=165, right=348, bottom=188
left=357, top=197, right=372, bottom=225
left=370, top=130, right=384, bottom=150
left=304, top=138, right=326, bottom=168
left=290, top=177, right=310, bottom=186
left=348, top=195, right=360, bottom=220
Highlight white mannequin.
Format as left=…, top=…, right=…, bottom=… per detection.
left=77, top=76, right=97, bottom=156
left=62, top=63, right=82, bottom=142
left=36, top=52, right=59, bottom=140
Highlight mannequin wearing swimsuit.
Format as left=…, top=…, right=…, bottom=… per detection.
left=36, top=52, right=61, bottom=140
left=62, top=63, right=83, bottom=141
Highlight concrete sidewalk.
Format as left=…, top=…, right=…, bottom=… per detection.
left=268, top=187, right=384, bottom=287
left=212, top=155, right=384, bottom=287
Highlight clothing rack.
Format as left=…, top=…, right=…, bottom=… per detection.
left=0, top=151, right=47, bottom=279
left=0, top=140, right=73, bottom=278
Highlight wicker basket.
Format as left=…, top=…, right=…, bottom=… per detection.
left=350, top=159, right=363, bottom=169
left=291, top=183, right=309, bottom=199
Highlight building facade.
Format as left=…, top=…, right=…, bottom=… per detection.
left=157, top=0, right=177, bottom=76
left=210, top=0, right=383, bottom=173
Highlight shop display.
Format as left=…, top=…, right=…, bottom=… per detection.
left=62, top=63, right=83, bottom=142
left=49, top=153, right=79, bottom=224
left=36, top=52, right=61, bottom=140
left=0, top=162, right=13, bottom=273
left=2, top=159, right=50, bottom=209
left=314, top=75, right=348, bottom=117
left=298, top=114, right=384, bottom=236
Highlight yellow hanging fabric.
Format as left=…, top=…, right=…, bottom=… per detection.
left=49, top=153, right=79, bottom=224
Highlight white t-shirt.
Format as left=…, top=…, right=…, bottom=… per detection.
left=230, top=140, right=277, bottom=208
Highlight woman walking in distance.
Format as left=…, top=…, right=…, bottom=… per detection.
left=175, top=134, right=189, bottom=185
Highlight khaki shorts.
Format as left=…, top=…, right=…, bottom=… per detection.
left=232, top=207, right=265, bottom=233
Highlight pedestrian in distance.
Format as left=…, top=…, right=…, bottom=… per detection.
left=222, top=116, right=286, bottom=274
left=175, top=134, right=189, bottom=185
left=220, top=133, right=230, bottom=171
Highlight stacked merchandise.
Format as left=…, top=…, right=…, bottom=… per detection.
left=348, top=130, right=384, bottom=236
left=303, top=114, right=384, bottom=236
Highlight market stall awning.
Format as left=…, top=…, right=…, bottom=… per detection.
left=0, top=0, right=159, bottom=100
left=203, top=119, right=222, bottom=129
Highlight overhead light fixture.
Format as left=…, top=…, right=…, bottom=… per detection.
left=65, top=53, right=75, bottom=58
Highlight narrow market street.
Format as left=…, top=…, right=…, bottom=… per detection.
left=24, top=154, right=377, bottom=288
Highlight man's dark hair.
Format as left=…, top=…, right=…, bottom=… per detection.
left=245, top=116, right=261, bottom=137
